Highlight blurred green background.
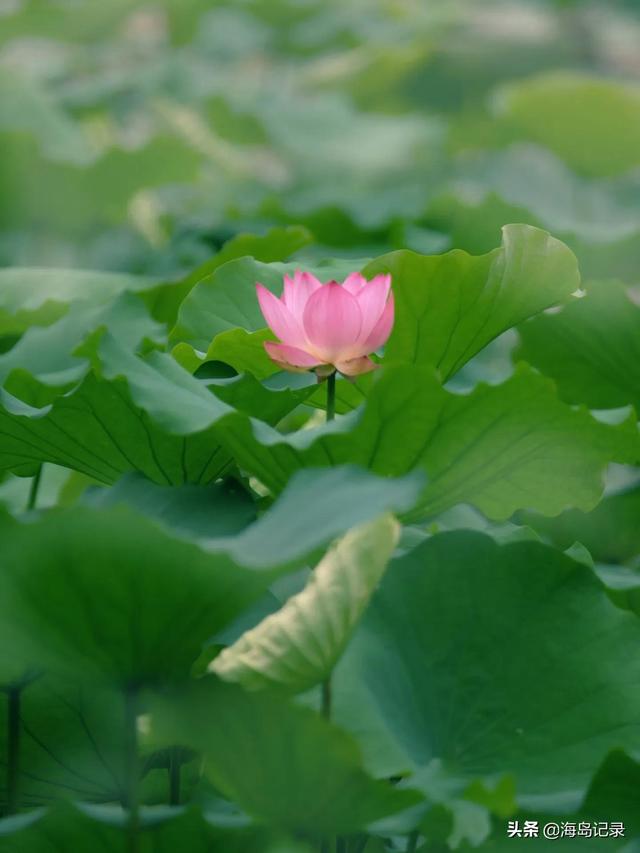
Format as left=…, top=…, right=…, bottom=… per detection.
left=0, top=0, right=639, bottom=279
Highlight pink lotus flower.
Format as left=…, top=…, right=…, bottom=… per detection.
left=256, top=270, right=394, bottom=377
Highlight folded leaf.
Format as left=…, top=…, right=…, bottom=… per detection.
left=211, top=515, right=399, bottom=692
left=363, top=224, right=579, bottom=380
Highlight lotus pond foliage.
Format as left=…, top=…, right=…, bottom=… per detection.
left=1, top=1, right=640, bottom=852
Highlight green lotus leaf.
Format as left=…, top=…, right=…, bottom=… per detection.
left=143, top=225, right=313, bottom=328
left=0, top=507, right=270, bottom=686
left=516, top=280, right=640, bottom=411
left=87, top=466, right=423, bottom=570
left=364, top=223, right=579, bottom=380
left=152, top=677, right=422, bottom=834
left=0, top=803, right=309, bottom=852
left=495, top=72, right=640, bottom=177
left=213, top=364, right=638, bottom=521
left=211, top=514, right=399, bottom=692
left=0, top=268, right=159, bottom=337
left=170, top=256, right=369, bottom=351
left=332, top=531, right=640, bottom=811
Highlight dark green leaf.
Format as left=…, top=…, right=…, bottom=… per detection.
left=152, top=677, right=422, bottom=834
left=516, top=280, right=640, bottom=410
left=0, top=507, right=269, bottom=686
left=0, top=294, right=163, bottom=398
left=88, top=466, right=423, bottom=570
left=333, top=532, right=640, bottom=809
left=0, top=268, right=158, bottom=337
left=213, top=365, right=637, bottom=521
left=520, top=482, right=640, bottom=565
left=0, top=679, right=126, bottom=809
left=582, top=750, right=640, bottom=837
left=85, top=474, right=257, bottom=541
left=0, top=803, right=308, bottom=852
left=170, top=257, right=367, bottom=351
left=0, top=338, right=306, bottom=483
left=143, top=225, right=313, bottom=327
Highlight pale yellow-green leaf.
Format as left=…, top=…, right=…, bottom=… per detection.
left=210, top=514, right=399, bottom=693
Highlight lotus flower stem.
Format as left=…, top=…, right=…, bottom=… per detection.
left=124, top=688, right=140, bottom=853
left=326, top=372, right=336, bottom=422
left=26, top=465, right=42, bottom=511
left=168, top=747, right=181, bottom=805
left=321, top=677, right=332, bottom=719
left=5, top=686, right=21, bottom=815
left=321, top=372, right=336, bottom=721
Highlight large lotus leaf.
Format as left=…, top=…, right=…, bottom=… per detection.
left=182, top=226, right=312, bottom=287
left=211, top=515, right=399, bottom=692
left=87, top=466, right=423, bottom=569
left=212, top=365, right=638, bottom=521
left=152, top=676, right=422, bottom=834
left=0, top=803, right=309, bottom=853
left=0, top=679, right=129, bottom=810
left=0, top=507, right=270, bottom=686
left=170, top=256, right=367, bottom=351
left=0, top=268, right=159, bottom=337
left=142, top=225, right=312, bottom=327
left=516, top=280, right=640, bottom=411
left=425, top=183, right=640, bottom=284
left=598, top=565, right=640, bottom=619
left=0, top=130, right=202, bottom=236
left=581, top=750, right=640, bottom=838
left=0, top=340, right=308, bottom=483
left=388, top=764, right=511, bottom=849
left=0, top=332, right=311, bottom=482
left=96, top=336, right=312, bottom=436
left=0, top=293, right=163, bottom=398
left=0, top=68, right=93, bottom=166
left=520, top=482, right=640, bottom=565
left=332, top=532, right=640, bottom=811
left=494, top=72, right=640, bottom=177
left=443, top=146, right=640, bottom=248
left=85, top=475, right=258, bottom=542
left=0, top=372, right=230, bottom=483
left=362, top=224, right=579, bottom=380
left=173, top=328, right=278, bottom=379
left=170, top=226, right=578, bottom=384
left=257, top=89, right=439, bottom=219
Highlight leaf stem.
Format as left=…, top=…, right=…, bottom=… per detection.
left=321, top=678, right=332, bottom=719
left=6, top=686, right=21, bottom=815
left=26, top=465, right=43, bottom=511
left=326, top=372, right=336, bottom=422
left=124, top=688, right=140, bottom=853
left=406, top=830, right=419, bottom=852
left=168, top=747, right=181, bottom=805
